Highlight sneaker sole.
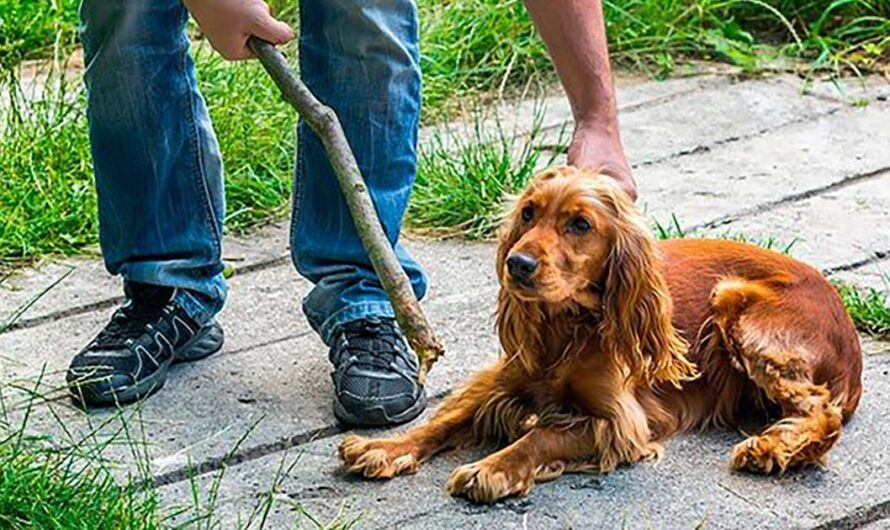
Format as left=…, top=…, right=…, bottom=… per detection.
left=332, top=389, right=428, bottom=428
left=72, top=322, right=224, bottom=407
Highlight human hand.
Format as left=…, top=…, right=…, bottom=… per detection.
left=183, top=0, right=294, bottom=61
left=567, top=122, right=637, bottom=201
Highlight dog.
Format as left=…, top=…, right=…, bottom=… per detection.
left=339, top=165, right=862, bottom=503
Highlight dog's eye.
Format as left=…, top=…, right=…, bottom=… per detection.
left=521, top=205, right=534, bottom=223
left=569, top=217, right=591, bottom=234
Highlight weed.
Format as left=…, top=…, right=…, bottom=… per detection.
left=409, top=112, right=562, bottom=239
left=834, top=278, right=890, bottom=339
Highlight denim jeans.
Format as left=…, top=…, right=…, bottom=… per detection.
left=80, top=0, right=427, bottom=344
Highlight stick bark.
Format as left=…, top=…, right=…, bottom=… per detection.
left=247, top=36, right=444, bottom=384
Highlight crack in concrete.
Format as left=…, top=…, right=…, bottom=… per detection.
left=810, top=498, right=890, bottom=529
left=635, top=107, right=843, bottom=170
left=369, top=504, right=449, bottom=530
left=220, top=331, right=313, bottom=358
left=689, top=165, right=890, bottom=233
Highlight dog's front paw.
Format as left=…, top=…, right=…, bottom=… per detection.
left=338, top=434, right=420, bottom=479
left=446, top=457, right=534, bottom=503
left=730, top=433, right=799, bottom=475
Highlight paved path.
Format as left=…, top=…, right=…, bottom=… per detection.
left=1, top=73, right=889, bottom=529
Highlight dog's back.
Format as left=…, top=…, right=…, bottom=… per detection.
left=652, top=239, right=862, bottom=460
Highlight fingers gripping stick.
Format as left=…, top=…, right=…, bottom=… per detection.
left=246, top=36, right=444, bottom=384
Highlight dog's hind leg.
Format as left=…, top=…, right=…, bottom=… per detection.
left=729, top=344, right=842, bottom=474
left=711, top=280, right=843, bottom=474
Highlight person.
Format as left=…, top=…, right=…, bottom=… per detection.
left=66, top=0, right=635, bottom=426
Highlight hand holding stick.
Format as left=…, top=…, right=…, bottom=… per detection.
left=247, top=36, right=444, bottom=384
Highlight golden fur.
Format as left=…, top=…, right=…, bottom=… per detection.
left=339, top=166, right=863, bottom=503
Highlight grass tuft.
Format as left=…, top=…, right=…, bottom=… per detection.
left=655, top=215, right=890, bottom=340
left=0, top=437, right=161, bottom=530
left=834, top=279, right=890, bottom=339
left=409, top=114, right=561, bottom=239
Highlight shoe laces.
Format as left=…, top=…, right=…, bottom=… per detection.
left=92, top=304, right=163, bottom=350
left=335, top=318, right=416, bottom=371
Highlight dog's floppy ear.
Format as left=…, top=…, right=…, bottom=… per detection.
left=495, top=202, right=544, bottom=374
left=597, top=188, right=696, bottom=387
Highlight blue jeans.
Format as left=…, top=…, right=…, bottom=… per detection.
left=80, top=0, right=427, bottom=344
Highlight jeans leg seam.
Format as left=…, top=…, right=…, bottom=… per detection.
left=180, top=19, right=222, bottom=258
left=291, top=124, right=308, bottom=271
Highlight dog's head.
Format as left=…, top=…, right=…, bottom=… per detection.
left=496, top=165, right=693, bottom=385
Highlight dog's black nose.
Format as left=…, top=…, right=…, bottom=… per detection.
left=507, top=253, right=538, bottom=281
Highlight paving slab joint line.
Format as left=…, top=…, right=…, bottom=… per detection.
left=149, top=424, right=343, bottom=489
left=1, top=254, right=290, bottom=335
left=824, top=250, right=890, bottom=275
left=533, top=75, right=728, bottom=137
left=810, top=498, right=890, bottom=530
left=634, top=107, right=843, bottom=170
left=148, top=390, right=452, bottom=489
left=689, top=165, right=890, bottom=233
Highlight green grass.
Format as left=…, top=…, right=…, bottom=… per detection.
left=835, top=279, right=890, bottom=339
left=0, top=45, right=296, bottom=267
left=0, top=436, right=161, bottom=529
left=0, top=0, right=79, bottom=70
left=0, top=71, right=96, bottom=266
left=1, top=0, right=890, bottom=265
left=409, top=115, right=561, bottom=239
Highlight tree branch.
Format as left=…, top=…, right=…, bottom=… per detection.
left=247, top=36, right=444, bottom=384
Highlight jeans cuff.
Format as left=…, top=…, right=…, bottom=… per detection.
left=313, top=301, right=396, bottom=346
left=174, top=288, right=223, bottom=326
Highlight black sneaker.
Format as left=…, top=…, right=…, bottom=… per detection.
left=329, top=317, right=427, bottom=427
left=66, top=282, right=224, bottom=407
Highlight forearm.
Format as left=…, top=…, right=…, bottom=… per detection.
left=523, top=0, right=618, bottom=134
left=524, top=0, right=636, bottom=199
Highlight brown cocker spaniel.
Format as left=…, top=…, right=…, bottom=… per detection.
left=339, top=165, right=863, bottom=503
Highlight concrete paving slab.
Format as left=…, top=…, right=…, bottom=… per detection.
left=695, top=173, right=890, bottom=272
left=538, top=75, right=841, bottom=165
left=155, top=345, right=890, bottom=530
left=0, top=74, right=834, bottom=329
left=0, top=240, right=500, bottom=477
left=0, top=222, right=291, bottom=331
left=635, top=102, right=890, bottom=231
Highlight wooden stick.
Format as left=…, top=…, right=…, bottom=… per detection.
left=247, top=36, right=444, bottom=384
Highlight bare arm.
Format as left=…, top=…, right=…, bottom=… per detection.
left=524, top=0, right=636, bottom=200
